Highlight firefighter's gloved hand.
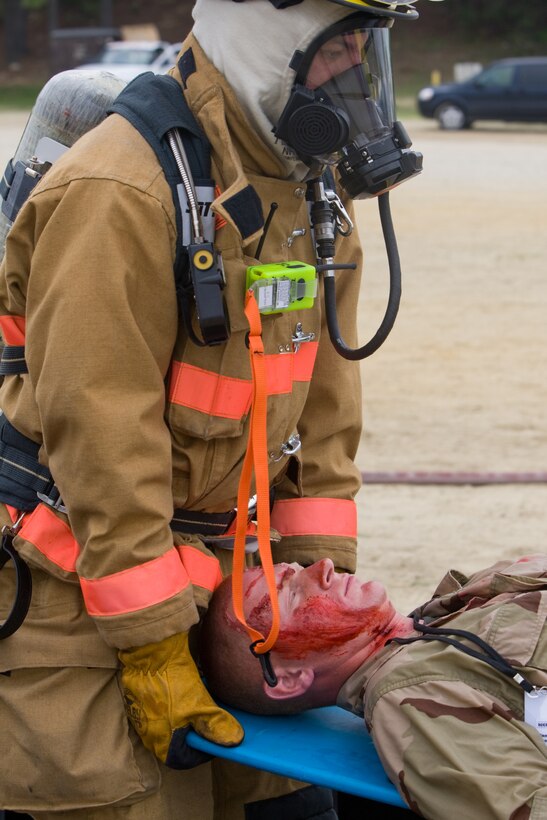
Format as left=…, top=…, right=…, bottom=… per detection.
left=119, top=631, right=244, bottom=769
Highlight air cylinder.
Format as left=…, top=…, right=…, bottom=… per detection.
left=0, top=69, right=126, bottom=262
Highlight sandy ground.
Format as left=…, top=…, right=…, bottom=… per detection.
left=1, top=112, right=547, bottom=616
left=353, top=118, right=547, bottom=612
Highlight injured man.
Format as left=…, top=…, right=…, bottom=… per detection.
left=200, top=556, right=547, bottom=819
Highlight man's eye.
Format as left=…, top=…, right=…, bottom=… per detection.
left=322, top=48, right=345, bottom=61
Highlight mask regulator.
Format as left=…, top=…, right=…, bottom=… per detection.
left=270, top=13, right=423, bottom=360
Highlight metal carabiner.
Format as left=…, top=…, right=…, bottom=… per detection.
left=325, top=189, right=354, bottom=237
left=270, top=433, right=302, bottom=463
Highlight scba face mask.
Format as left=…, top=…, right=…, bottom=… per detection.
left=274, top=13, right=422, bottom=198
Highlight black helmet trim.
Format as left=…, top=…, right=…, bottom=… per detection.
left=231, top=0, right=419, bottom=19
left=328, top=0, right=419, bottom=20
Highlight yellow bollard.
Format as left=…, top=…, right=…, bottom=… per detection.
left=430, top=69, right=442, bottom=86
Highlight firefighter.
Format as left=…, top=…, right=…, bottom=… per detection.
left=0, top=0, right=426, bottom=816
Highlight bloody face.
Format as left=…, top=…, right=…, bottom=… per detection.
left=240, top=559, right=397, bottom=672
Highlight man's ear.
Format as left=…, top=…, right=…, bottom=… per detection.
left=263, top=666, right=315, bottom=700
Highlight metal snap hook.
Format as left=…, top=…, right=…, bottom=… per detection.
left=269, top=433, right=301, bottom=463
left=292, top=322, right=316, bottom=353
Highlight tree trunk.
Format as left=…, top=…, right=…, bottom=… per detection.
left=100, top=0, right=113, bottom=27
left=4, top=0, right=27, bottom=66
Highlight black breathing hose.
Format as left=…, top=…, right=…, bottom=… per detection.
left=323, top=192, right=402, bottom=361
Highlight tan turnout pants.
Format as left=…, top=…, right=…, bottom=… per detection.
left=1, top=550, right=307, bottom=819
left=29, top=763, right=307, bottom=820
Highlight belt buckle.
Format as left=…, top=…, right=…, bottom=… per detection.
left=204, top=495, right=259, bottom=553
left=37, top=481, right=68, bottom=514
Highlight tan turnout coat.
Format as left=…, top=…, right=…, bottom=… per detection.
left=0, top=36, right=363, bottom=809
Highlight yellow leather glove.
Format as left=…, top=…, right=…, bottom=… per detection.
left=119, top=631, right=244, bottom=769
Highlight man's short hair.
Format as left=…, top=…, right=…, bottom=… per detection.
left=199, top=575, right=317, bottom=715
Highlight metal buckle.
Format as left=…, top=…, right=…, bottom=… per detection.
left=37, top=483, right=68, bottom=514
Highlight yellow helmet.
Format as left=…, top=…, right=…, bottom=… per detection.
left=268, top=0, right=418, bottom=20
left=325, top=0, right=420, bottom=19
left=268, top=0, right=444, bottom=21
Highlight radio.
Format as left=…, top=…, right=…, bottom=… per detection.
left=246, top=261, right=318, bottom=315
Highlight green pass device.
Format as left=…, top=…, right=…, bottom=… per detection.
left=246, top=261, right=318, bottom=314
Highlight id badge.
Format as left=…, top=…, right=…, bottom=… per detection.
left=524, top=687, right=547, bottom=744
left=177, top=182, right=216, bottom=244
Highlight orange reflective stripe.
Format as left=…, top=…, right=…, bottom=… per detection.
left=169, top=344, right=317, bottom=417
left=6, top=505, right=18, bottom=523
left=265, top=342, right=318, bottom=394
left=292, top=340, right=318, bottom=381
left=214, top=184, right=228, bottom=231
left=169, top=361, right=252, bottom=420
left=10, top=502, right=194, bottom=616
left=264, top=353, right=292, bottom=395
left=0, top=315, right=26, bottom=345
left=80, top=548, right=190, bottom=617
left=177, top=545, right=223, bottom=592
left=18, top=503, right=80, bottom=572
left=271, top=498, right=357, bottom=538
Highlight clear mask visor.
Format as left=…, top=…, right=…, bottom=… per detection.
left=301, top=24, right=396, bottom=163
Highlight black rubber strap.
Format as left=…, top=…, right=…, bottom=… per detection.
left=0, top=158, right=15, bottom=201
left=0, top=531, right=32, bottom=640
left=390, top=613, right=535, bottom=693
left=171, top=508, right=236, bottom=536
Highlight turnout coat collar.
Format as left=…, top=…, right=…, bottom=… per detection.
left=171, top=35, right=288, bottom=248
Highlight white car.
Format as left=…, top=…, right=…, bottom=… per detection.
left=79, top=41, right=182, bottom=83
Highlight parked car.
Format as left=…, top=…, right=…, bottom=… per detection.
left=78, top=40, right=182, bottom=83
left=417, top=57, right=547, bottom=130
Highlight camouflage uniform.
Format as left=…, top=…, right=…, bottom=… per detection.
left=338, top=555, right=547, bottom=819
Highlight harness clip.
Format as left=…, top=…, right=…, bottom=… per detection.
left=1, top=510, right=26, bottom=538
left=270, top=432, right=301, bottom=463
left=292, top=322, right=315, bottom=353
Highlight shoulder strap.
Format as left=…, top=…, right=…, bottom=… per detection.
left=108, top=71, right=212, bottom=287
left=109, top=70, right=210, bottom=181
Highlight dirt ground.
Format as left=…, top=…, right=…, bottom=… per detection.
left=1, top=112, right=547, bottom=616
left=353, top=117, right=547, bottom=612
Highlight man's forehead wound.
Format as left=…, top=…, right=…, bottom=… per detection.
left=245, top=567, right=296, bottom=631
left=246, top=571, right=389, bottom=661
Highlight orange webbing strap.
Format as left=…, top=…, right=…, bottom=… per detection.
left=231, top=290, right=280, bottom=684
